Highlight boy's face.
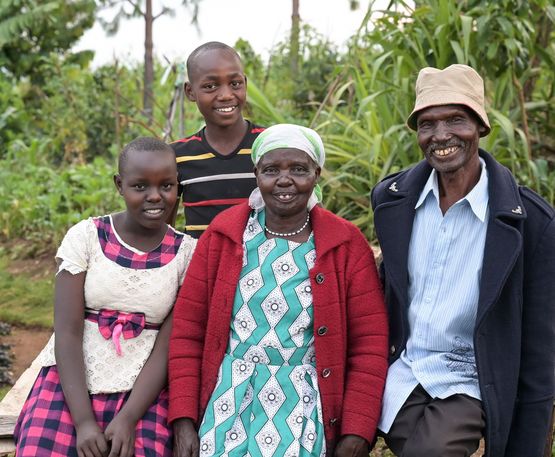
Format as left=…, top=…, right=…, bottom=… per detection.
left=185, top=48, right=247, bottom=129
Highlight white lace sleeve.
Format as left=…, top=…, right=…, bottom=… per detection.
left=55, top=219, right=93, bottom=275
left=177, top=234, right=197, bottom=285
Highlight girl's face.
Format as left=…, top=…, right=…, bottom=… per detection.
left=114, top=149, right=178, bottom=232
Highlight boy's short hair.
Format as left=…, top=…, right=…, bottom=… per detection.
left=118, top=137, right=174, bottom=174
left=186, top=41, right=243, bottom=82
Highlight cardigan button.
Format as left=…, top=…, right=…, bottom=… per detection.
left=390, top=345, right=396, bottom=355
left=315, top=273, right=325, bottom=284
left=317, top=326, right=328, bottom=336
left=322, top=368, right=331, bottom=378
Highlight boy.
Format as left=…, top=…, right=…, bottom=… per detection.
left=169, top=41, right=265, bottom=238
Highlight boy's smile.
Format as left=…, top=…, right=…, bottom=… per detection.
left=185, top=48, right=247, bottom=130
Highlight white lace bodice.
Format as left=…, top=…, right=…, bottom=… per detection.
left=37, top=217, right=197, bottom=394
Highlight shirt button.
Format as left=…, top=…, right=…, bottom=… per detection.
left=390, top=345, right=396, bottom=355
left=315, top=273, right=325, bottom=284
left=425, top=297, right=431, bottom=303
left=329, top=417, right=338, bottom=426
left=322, top=368, right=331, bottom=378
left=317, top=326, right=328, bottom=336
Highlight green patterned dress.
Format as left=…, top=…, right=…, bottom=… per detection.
left=198, top=210, right=326, bottom=457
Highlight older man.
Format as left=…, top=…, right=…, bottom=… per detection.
left=371, top=64, right=555, bottom=456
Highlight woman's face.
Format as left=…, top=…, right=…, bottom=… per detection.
left=254, top=148, right=320, bottom=219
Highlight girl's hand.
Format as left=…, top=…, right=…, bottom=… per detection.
left=104, top=413, right=136, bottom=457
left=334, top=434, right=369, bottom=457
left=173, top=418, right=199, bottom=457
left=76, top=419, right=109, bottom=457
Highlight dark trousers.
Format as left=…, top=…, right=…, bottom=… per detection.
left=382, top=384, right=485, bottom=457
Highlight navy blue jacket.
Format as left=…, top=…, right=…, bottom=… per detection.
left=371, top=150, right=555, bottom=457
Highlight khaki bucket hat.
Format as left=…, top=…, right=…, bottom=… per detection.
left=406, top=64, right=491, bottom=137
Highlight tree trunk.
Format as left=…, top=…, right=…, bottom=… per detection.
left=290, top=0, right=300, bottom=80
left=144, top=0, right=154, bottom=125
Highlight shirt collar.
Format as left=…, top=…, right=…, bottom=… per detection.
left=415, top=158, right=489, bottom=222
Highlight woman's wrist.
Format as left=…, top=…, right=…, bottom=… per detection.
left=173, top=417, right=196, bottom=429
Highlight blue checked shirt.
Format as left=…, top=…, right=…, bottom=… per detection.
left=379, top=159, right=489, bottom=433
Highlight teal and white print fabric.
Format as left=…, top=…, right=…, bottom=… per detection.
left=198, top=210, right=326, bottom=457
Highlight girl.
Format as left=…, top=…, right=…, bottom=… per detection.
left=15, top=137, right=196, bottom=457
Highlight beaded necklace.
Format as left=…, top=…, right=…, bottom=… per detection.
left=264, top=213, right=310, bottom=237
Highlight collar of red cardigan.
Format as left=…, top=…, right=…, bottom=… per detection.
left=208, top=202, right=353, bottom=257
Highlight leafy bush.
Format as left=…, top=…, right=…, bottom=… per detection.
left=313, top=0, right=555, bottom=239
left=0, top=140, right=122, bottom=254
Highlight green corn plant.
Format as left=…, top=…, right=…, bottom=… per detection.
left=313, top=0, right=554, bottom=240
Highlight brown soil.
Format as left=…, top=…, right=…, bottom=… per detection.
left=6, top=253, right=55, bottom=280
left=1, top=327, right=52, bottom=379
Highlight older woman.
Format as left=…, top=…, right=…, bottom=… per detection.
left=168, top=124, right=388, bottom=457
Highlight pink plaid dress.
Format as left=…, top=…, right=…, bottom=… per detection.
left=15, top=216, right=196, bottom=457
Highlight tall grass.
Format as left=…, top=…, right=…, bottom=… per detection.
left=311, top=0, right=555, bottom=239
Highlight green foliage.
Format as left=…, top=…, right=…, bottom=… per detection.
left=0, top=256, right=53, bottom=328
left=313, top=0, right=555, bottom=238
left=0, top=0, right=554, bottom=252
left=0, top=0, right=96, bottom=82
left=0, top=140, right=123, bottom=252
left=254, top=25, right=342, bottom=121
left=0, top=72, right=29, bottom=150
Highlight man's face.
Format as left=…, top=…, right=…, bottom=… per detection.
left=416, top=104, right=485, bottom=175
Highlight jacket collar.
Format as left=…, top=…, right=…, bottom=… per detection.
left=382, top=149, right=526, bottom=219
left=375, top=149, right=526, bottom=325
left=209, top=203, right=352, bottom=257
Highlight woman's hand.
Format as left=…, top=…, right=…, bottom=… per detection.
left=173, top=418, right=199, bottom=457
left=75, top=419, right=109, bottom=457
left=334, top=434, right=369, bottom=457
left=104, top=412, right=136, bottom=457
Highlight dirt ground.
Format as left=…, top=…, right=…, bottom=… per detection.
left=1, top=327, right=52, bottom=379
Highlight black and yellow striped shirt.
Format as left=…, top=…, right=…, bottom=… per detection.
left=171, top=121, right=265, bottom=238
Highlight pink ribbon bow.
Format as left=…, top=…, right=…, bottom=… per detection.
left=96, top=309, right=146, bottom=356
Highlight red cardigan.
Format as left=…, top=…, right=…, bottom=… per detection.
left=168, top=203, right=388, bottom=450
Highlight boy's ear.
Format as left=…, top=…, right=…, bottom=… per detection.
left=114, top=174, right=124, bottom=195
left=184, top=82, right=195, bottom=102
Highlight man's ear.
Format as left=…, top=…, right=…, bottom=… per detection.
left=184, top=81, right=195, bottom=102
left=479, top=124, right=487, bottom=136
left=114, top=174, right=123, bottom=195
